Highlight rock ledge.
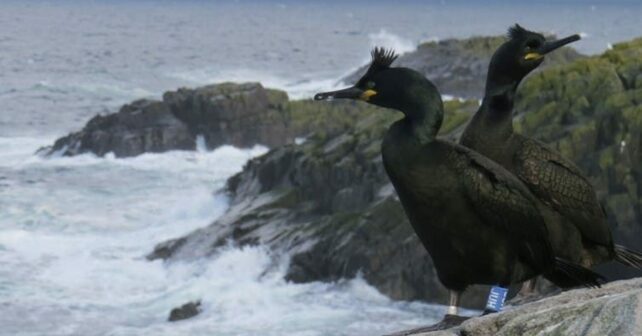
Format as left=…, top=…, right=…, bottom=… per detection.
left=388, top=278, right=642, bottom=336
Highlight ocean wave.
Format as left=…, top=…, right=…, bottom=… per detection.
left=167, top=30, right=418, bottom=100
left=167, top=67, right=339, bottom=101
left=368, top=29, right=417, bottom=55
left=0, top=135, right=446, bottom=336
left=7, top=140, right=267, bottom=174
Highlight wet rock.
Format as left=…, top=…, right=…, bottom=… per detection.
left=168, top=301, right=202, bottom=322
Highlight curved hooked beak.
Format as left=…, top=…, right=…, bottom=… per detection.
left=524, top=34, right=581, bottom=61
left=314, top=86, right=377, bottom=102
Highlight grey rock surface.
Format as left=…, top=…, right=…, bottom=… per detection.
left=391, top=278, right=642, bottom=336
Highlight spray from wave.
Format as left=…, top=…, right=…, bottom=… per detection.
left=168, top=29, right=419, bottom=100
left=0, top=137, right=447, bottom=336
left=167, top=68, right=338, bottom=100
left=368, top=29, right=417, bottom=55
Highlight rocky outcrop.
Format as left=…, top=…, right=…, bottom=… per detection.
left=150, top=37, right=642, bottom=309
left=387, top=278, right=642, bottom=336
left=42, top=82, right=390, bottom=158
left=343, top=35, right=583, bottom=99
left=44, top=98, right=194, bottom=157
left=162, top=83, right=292, bottom=149
left=168, top=301, right=202, bottom=322
left=43, top=83, right=292, bottom=157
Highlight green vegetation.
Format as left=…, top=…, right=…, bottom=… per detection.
left=515, top=38, right=641, bottom=236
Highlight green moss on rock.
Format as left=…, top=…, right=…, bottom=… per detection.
left=514, top=38, right=642, bottom=262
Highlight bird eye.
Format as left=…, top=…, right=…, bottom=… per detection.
left=366, top=81, right=376, bottom=89
left=525, top=40, right=541, bottom=50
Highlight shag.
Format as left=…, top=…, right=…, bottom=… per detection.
left=460, top=24, right=642, bottom=286
left=314, top=48, right=603, bottom=325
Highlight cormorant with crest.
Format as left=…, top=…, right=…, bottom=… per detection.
left=314, top=47, right=604, bottom=327
left=460, top=25, right=642, bottom=291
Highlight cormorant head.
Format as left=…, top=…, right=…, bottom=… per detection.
left=314, top=47, right=442, bottom=120
left=487, top=24, right=580, bottom=89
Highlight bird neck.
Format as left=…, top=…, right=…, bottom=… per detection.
left=476, top=72, right=522, bottom=137
left=403, top=100, right=443, bottom=145
left=484, top=72, right=520, bottom=111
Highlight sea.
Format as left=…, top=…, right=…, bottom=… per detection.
left=0, top=1, right=640, bottom=335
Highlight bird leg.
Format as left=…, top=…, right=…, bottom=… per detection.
left=385, top=290, right=469, bottom=334
left=519, top=278, right=537, bottom=296
left=440, top=291, right=469, bottom=328
left=503, top=277, right=541, bottom=306
left=447, top=290, right=461, bottom=315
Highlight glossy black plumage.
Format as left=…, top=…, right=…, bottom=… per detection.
left=460, top=24, right=642, bottom=270
left=382, top=120, right=553, bottom=290
left=314, top=49, right=604, bottom=316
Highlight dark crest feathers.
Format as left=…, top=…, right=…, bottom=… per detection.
left=507, top=24, right=529, bottom=40
left=366, top=47, right=398, bottom=74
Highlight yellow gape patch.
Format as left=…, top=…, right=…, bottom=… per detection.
left=524, top=52, right=544, bottom=61
left=360, top=89, right=377, bottom=101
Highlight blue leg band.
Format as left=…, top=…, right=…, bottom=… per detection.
left=485, top=286, right=508, bottom=312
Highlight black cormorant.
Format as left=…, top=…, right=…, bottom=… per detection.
left=460, top=25, right=642, bottom=288
left=314, top=48, right=603, bottom=325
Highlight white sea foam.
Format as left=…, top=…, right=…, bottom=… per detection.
left=0, top=137, right=446, bottom=336
left=167, top=68, right=338, bottom=100
left=419, top=36, right=440, bottom=45
left=368, top=29, right=417, bottom=55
